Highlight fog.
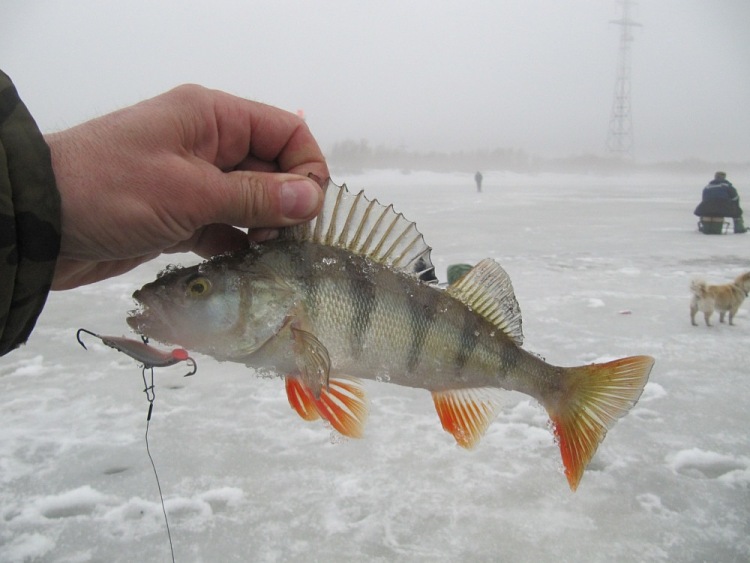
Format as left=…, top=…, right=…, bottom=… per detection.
left=3, top=170, right=750, bottom=562
left=2, top=1, right=748, bottom=163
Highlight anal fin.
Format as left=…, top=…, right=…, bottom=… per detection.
left=285, top=375, right=368, bottom=439
left=432, top=388, right=503, bottom=449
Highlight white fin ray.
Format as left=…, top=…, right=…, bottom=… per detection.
left=446, top=258, right=524, bottom=346
left=282, top=179, right=436, bottom=282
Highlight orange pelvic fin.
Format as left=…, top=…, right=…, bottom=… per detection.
left=286, top=375, right=321, bottom=421
left=285, top=375, right=368, bottom=438
left=432, top=388, right=504, bottom=449
left=546, top=355, right=655, bottom=491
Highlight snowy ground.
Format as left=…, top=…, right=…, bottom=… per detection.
left=2, top=170, right=749, bottom=562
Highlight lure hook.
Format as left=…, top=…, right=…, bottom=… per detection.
left=76, top=327, right=97, bottom=350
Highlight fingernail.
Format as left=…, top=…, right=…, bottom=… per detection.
left=248, top=228, right=279, bottom=242
left=281, top=180, right=320, bottom=219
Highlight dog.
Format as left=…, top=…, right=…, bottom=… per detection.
left=690, top=271, right=750, bottom=326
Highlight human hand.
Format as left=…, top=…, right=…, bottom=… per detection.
left=45, top=84, right=328, bottom=290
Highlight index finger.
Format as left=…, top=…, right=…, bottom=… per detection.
left=211, top=91, right=329, bottom=177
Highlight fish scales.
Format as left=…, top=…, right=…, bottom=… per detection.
left=288, top=243, right=537, bottom=394
left=128, top=179, right=654, bottom=490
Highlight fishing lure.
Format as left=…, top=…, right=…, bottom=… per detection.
left=76, top=328, right=197, bottom=376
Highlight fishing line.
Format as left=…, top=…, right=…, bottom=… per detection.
left=76, top=328, right=197, bottom=561
left=141, top=365, right=176, bottom=563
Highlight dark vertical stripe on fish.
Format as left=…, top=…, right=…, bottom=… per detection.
left=296, top=244, right=318, bottom=322
left=405, top=278, right=440, bottom=372
left=345, top=257, right=376, bottom=359
left=454, top=306, right=481, bottom=373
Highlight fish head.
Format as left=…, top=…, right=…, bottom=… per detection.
left=127, top=256, right=297, bottom=359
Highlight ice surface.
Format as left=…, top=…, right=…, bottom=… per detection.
left=2, top=170, right=749, bottom=562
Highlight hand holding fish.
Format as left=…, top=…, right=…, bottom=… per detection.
left=45, top=84, right=328, bottom=290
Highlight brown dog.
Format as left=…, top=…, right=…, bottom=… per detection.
left=690, top=271, right=750, bottom=326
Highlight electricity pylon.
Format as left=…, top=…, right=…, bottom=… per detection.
left=607, top=0, right=641, bottom=158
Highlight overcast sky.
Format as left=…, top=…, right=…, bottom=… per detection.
left=2, top=1, right=749, bottom=162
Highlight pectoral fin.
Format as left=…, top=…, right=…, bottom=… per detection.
left=432, top=388, right=504, bottom=449
left=291, top=327, right=331, bottom=398
left=285, top=375, right=368, bottom=438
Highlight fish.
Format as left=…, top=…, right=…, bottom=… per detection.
left=127, top=179, right=654, bottom=491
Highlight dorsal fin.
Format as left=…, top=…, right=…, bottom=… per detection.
left=281, top=179, right=436, bottom=282
left=446, top=258, right=524, bottom=346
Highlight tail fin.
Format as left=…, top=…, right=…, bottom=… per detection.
left=545, top=355, right=654, bottom=491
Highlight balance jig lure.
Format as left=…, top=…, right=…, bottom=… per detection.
left=76, top=328, right=197, bottom=376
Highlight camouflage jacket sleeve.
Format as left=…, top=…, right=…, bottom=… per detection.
left=0, top=70, right=61, bottom=355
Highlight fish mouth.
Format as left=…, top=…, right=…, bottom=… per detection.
left=126, top=289, right=151, bottom=331
left=126, top=289, right=172, bottom=342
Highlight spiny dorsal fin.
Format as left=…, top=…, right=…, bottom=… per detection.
left=446, top=258, right=524, bottom=346
left=282, top=179, right=436, bottom=282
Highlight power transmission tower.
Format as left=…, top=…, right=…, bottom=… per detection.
left=607, top=0, right=641, bottom=158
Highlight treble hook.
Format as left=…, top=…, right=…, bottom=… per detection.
left=77, top=328, right=197, bottom=377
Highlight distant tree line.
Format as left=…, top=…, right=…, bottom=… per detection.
left=327, top=139, right=750, bottom=176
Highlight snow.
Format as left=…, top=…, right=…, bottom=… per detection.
left=2, top=170, right=749, bottom=562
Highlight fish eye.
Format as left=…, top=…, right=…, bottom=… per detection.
left=185, top=275, right=212, bottom=298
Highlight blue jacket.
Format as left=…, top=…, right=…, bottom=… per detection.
left=694, top=179, right=742, bottom=218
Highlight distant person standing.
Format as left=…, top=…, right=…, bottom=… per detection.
left=693, top=171, right=746, bottom=233
left=474, top=171, right=483, bottom=193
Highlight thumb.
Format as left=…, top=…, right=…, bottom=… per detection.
left=215, top=171, right=324, bottom=229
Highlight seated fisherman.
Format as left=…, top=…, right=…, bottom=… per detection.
left=693, top=171, right=746, bottom=233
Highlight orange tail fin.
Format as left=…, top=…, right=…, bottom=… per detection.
left=545, top=355, right=654, bottom=491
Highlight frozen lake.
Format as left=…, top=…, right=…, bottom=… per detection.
left=2, top=169, right=749, bottom=562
